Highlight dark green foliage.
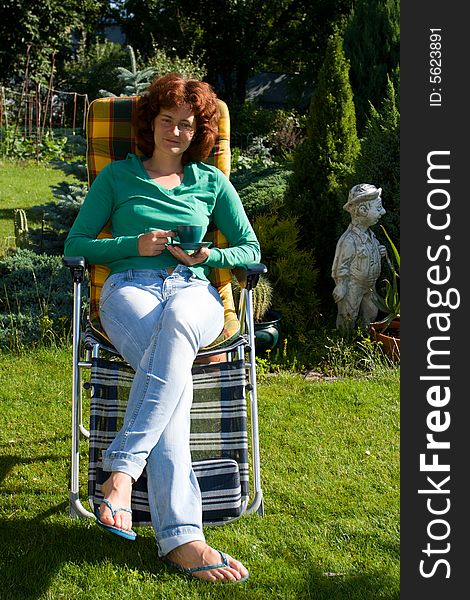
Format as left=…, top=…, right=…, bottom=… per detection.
left=62, top=134, right=87, bottom=158
left=344, top=0, right=400, bottom=133
left=252, top=213, right=320, bottom=337
left=50, top=182, right=88, bottom=228
left=374, top=226, right=400, bottom=329
left=0, top=249, right=73, bottom=349
left=61, top=39, right=131, bottom=101
left=267, top=112, right=306, bottom=160
left=0, top=0, right=110, bottom=84
left=353, top=75, right=400, bottom=245
left=232, top=102, right=284, bottom=140
left=231, top=165, right=292, bottom=219
left=286, top=27, right=360, bottom=303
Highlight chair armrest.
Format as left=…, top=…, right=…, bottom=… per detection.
left=62, top=256, right=267, bottom=289
left=63, top=256, right=88, bottom=283
left=233, top=263, right=268, bottom=291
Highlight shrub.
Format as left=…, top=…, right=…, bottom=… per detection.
left=231, top=165, right=292, bottom=218
left=145, top=44, right=207, bottom=81
left=50, top=158, right=88, bottom=181
left=231, top=163, right=321, bottom=337
left=352, top=75, right=400, bottom=245
left=0, top=249, right=73, bottom=350
left=232, top=103, right=306, bottom=158
left=99, top=45, right=157, bottom=98
left=231, top=101, right=280, bottom=139
left=267, top=111, right=306, bottom=160
left=231, top=136, right=274, bottom=171
left=344, top=0, right=400, bottom=133
left=252, top=213, right=320, bottom=337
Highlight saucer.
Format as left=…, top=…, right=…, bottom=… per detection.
left=170, top=241, right=212, bottom=251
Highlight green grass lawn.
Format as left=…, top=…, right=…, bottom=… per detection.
left=0, top=347, right=399, bottom=600
left=0, top=160, right=79, bottom=254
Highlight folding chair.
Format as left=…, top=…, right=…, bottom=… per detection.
left=63, top=95, right=265, bottom=526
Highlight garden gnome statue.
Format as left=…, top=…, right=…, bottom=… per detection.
left=331, top=183, right=387, bottom=332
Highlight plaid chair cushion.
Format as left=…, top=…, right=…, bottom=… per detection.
left=85, top=97, right=239, bottom=350
left=88, top=357, right=249, bottom=524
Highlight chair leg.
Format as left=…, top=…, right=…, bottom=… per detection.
left=69, top=277, right=94, bottom=519
left=243, top=290, right=264, bottom=516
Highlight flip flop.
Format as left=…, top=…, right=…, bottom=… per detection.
left=95, top=498, right=137, bottom=541
left=163, top=550, right=249, bottom=583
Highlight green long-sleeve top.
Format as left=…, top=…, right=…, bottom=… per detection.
left=64, top=153, right=261, bottom=281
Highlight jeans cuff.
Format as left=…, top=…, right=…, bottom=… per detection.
left=102, top=450, right=145, bottom=482
left=157, top=528, right=206, bottom=557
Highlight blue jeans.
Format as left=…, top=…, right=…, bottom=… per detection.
left=99, top=265, right=224, bottom=556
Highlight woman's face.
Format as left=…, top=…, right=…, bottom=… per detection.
left=152, top=103, right=196, bottom=158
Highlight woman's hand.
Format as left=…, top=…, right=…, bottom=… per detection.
left=138, top=230, right=176, bottom=256
left=166, top=244, right=210, bottom=266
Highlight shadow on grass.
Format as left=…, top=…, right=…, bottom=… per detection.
left=0, top=208, right=14, bottom=220
left=0, top=451, right=161, bottom=599
left=0, top=454, right=67, bottom=486
left=0, top=506, right=163, bottom=600
left=0, top=207, right=42, bottom=223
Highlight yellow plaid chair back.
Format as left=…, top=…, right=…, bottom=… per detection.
left=85, top=96, right=239, bottom=349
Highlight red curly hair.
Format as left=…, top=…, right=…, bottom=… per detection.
left=135, top=73, right=220, bottom=164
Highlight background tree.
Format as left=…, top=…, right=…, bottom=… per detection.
left=0, top=0, right=111, bottom=84
left=121, top=0, right=290, bottom=103
left=262, top=0, right=354, bottom=101
left=60, top=39, right=131, bottom=101
left=352, top=73, right=400, bottom=246
left=285, top=26, right=360, bottom=307
left=343, top=0, right=400, bottom=133
left=120, top=0, right=353, bottom=107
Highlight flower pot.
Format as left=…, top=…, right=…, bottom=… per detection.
left=370, top=318, right=400, bottom=361
left=254, top=310, right=282, bottom=353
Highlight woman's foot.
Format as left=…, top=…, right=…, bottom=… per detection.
left=98, top=472, right=133, bottom=532
left=165, top=541, right=249, bottom=582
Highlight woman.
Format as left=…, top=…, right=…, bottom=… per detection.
left=64, top=73, right=259, bottom=583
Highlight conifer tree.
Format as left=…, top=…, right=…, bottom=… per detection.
left=344, top=0, right=400, bottom=133
left=353, top=73, right=400, bottom=246
left=286, top=27, right=360, bottom=305
left=99, top=46, right=156, bottom=97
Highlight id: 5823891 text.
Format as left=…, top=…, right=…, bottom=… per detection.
left=429, top=28, right=442, bottom=108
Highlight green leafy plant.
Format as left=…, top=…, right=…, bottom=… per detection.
left=374, top=225, right=400, bottom=330
left=1, top=127, right=67, bottom=161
